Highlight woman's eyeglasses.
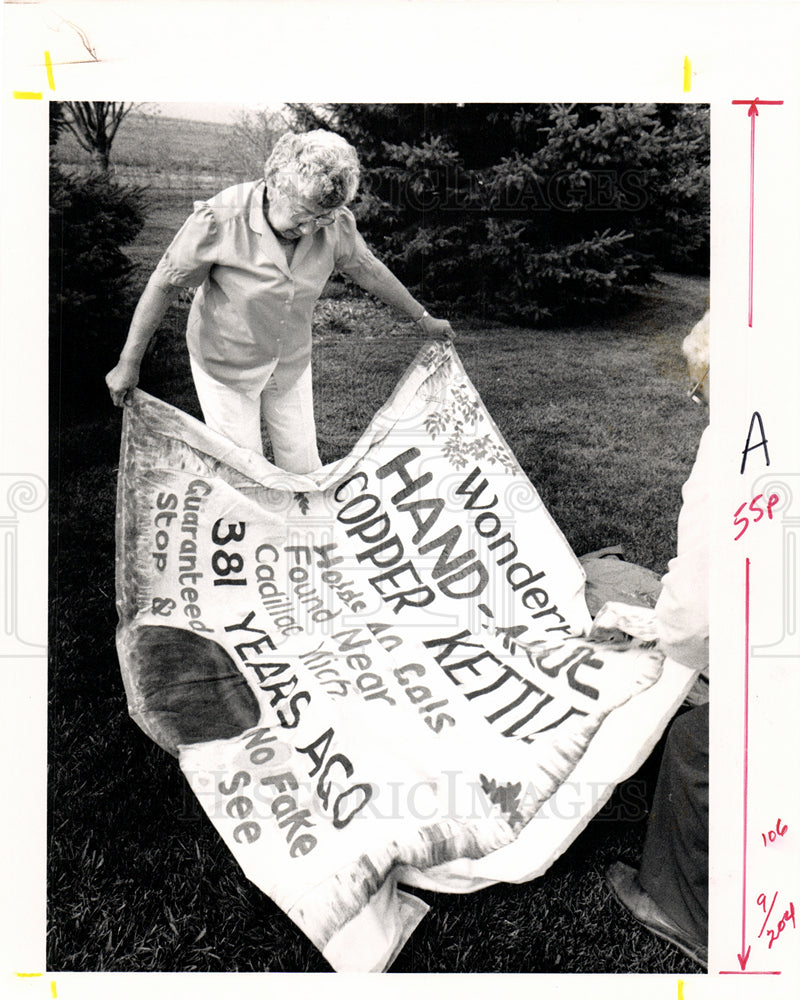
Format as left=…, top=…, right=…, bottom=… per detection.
left=289, top=201, right=336, bottom=228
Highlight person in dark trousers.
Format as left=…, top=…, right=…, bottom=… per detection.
left=607, top=310, right=710, bottom=970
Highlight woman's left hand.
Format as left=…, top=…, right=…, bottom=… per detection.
left=418, top=313, right=456, bottom=341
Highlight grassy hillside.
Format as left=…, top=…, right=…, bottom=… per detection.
left=53, top=110, right=250, bottom=177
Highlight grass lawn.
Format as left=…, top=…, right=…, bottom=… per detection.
left=53, top=111, right=248, bottom=178
left=49, top=242, right=708, bottom=973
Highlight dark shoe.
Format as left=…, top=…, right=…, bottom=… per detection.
left=607, top=861, right=708, bottom=969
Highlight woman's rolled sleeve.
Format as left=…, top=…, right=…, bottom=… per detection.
left=655, top=426, right=711, bottom=674
left=152, top=202, right=219, bottom=289
left=334, top=207, right=381, bottom=282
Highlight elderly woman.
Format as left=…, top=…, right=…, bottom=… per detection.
left=105, top=130, right=454, bottom=473
left=607, top=310, right=710, bottom=969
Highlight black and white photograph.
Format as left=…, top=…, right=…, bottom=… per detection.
left=48, top=97, right=710, bottom=973
left=3, top=2, right=800, bottom=996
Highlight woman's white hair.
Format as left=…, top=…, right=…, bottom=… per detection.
left=264, top=130, right=360, bottom=210
left=682, top=309, right=710, bottom=375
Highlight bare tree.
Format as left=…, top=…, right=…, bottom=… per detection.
left=229, top=106, right=289, bottom=177
left=62, top=102, right=135, bottom=172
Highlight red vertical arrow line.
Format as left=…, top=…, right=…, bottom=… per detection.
left=738, top=556, right=751, bottom=970
left=732, top=99, right=784, bottom=328
left=744, top=554, right=750, bottom=935
left=748, top=108, right=756, bottom=328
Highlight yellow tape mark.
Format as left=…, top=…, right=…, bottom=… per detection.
left=678, top=979, right=685, bottom=1000
left=14, top=974, right=43, bottom=978
left=45, top=51, right=55, bottom=91
left=683, top=56, right=692, bottom=92
left=50, top=982, right=57, bottom=998
left=13, top=92, right=43, bottom=100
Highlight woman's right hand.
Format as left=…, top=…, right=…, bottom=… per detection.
left=105, top=358, right=141, bottom=407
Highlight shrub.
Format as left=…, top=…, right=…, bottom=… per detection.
left=49, top=165, right=146, bottom=410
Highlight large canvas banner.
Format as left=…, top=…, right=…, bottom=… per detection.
left=115, top=342, right=697, bottom=971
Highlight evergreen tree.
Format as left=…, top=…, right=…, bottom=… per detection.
left=288, top=103, right=709, bottom=324
left=50, top=103, right=146, bottom=411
